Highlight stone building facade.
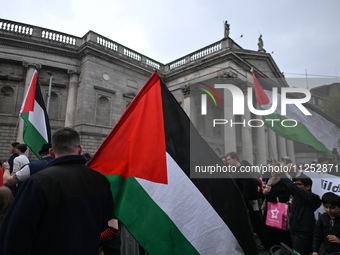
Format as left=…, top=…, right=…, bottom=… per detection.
left=0, top=18, right=295, bottom=166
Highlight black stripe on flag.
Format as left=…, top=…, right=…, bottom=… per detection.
left=160, top=79, right=259, bottom=255
left=34, top=79, right=51, bottom=143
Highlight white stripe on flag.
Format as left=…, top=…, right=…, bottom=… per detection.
left=28, top=100, right=49, bottom=142
left=137, top=152, right=244, bottom=255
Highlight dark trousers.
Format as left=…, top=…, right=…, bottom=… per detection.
left=249, top=205, right=264, bottom=245
left=102, top=246, right=120, bottom=255
left=291, top=231, right=313, bottom=255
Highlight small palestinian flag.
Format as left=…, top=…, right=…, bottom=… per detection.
left=20, top=70, right=51, bottom=159
left=252, top=71, right=340, bottom=156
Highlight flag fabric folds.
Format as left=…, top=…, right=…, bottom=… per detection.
left=89, top=71, right=258, bottom=255
left=20, top=70, right=51, bottom=159
left=252, top=71, right=340, bottom=156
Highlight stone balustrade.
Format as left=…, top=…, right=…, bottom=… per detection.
left=42, top=30, right=77, bottom=45
left=0, top=20, right=33, bottom=35
left=165, top=41, right=224, bottom=72
left=190, top=42, right=222, bottom=61
left=0, top=18, right=231, bottom=73
left=124, top=48, right=141, bottom=61
left=97, top=36, right=118, bottom=51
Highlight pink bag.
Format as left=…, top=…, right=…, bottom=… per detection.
left=266, top=201, right=289, bottom=230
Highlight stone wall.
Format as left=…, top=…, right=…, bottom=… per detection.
left=0, top=18, right=291, bottom=166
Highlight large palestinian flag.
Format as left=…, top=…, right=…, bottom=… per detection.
left=252, top=71, right=340, bottom=156
left=20, top=70, right=51, bottom=159
left=89, top=71, right=258, bottom=255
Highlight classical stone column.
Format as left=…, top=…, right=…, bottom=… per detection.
left=267, top=128, right=278, bottom=160
left=223, top=87, right=237, bottom=154
left=181, top=84, right=190, bottom=115
left=241, top=90, right=253, bottom=164
left=255, top=124, right=267, bottom=166
left=286, top=140, right=296, bottom=163
left=277, top=135, right=287, bottom=161
left=17, top=62, right=42, bottom=143
left=181, top=83, right=199, bottom=128
left=65, top=70, right=80, bottom=128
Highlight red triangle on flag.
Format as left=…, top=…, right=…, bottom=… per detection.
left=252, top=71, right=270, bottom=106
left=89, top=72, right=168, bottom=184
left=21, top=70, right=38, bottom=113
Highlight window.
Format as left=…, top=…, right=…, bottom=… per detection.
left=96, top=96, right=110, bottom=126
left=0, top=86, right=14, bottom=114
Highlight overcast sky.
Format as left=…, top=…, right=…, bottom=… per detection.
left=2, top=0, right=340, bottom=88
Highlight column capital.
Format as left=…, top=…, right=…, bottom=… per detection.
left=181, top=84, right=190, bottom=97
left=67, top=69, right=80, bottom=75
left=22, top=61, right=42, bottom=70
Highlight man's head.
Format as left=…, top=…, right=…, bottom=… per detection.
left=226, top=152, right=240, bottom=167
left=39, top=143, right=52, bottom=158
left=322, top=192, right=340, bottom=219
left=16, top=144, right=27, bottom=154
left=293, top=174, right=312, bottom=192
left=50, top=127, right=82, bottom=158
left=10, top=142, right=19, bottom=154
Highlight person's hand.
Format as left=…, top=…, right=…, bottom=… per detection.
left=263, top=186, right=271, bottom=196
left=2, top=162, right=9, bottom=170
left=108, top=219, right=118, bottom=230
left=327, top=235, right=340, bottom=243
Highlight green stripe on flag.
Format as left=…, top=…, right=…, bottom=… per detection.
left=263, top=112, right=333, bottom=155
left=21, top=112, right=48, bottom=159
left=103, top=174, right=199, bottom=255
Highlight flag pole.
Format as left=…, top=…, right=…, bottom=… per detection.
left=46, top=71, right=53, bottom=114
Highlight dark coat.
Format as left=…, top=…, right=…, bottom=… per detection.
left=0, top=155, right=114, bottom=255
left=279, top=175, right=321, bottom=235
left=265, top=179, right=291, bottom=203
left=313, top=213, right=340, bottom=254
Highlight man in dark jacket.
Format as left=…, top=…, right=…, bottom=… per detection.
left=0, top=127, right=114, bottom=255
left=279, top=172, right=321, bottom=255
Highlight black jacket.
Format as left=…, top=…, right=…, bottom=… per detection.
left=0, top=154, right=114, bottom=255
left=313, top=213, right=340, bottom=253
left=279, top=174, right=321, bottom=235
left=264, top=179, right=291, bottom=204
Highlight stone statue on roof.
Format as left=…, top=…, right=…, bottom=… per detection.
left=224, top=21, right=230, bottom=38
left=258, top=34, right=266, bottom=52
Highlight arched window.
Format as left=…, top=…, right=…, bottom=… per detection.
left=0, top=86, right=15, bottom=114
left=96, top=96, right=110, bottom=126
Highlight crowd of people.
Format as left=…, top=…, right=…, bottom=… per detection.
left=1, top=129, right=340, bottom=254
left=222, top=152, right=340, bottom=255
left=0, top=128, right=121, bottom=255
